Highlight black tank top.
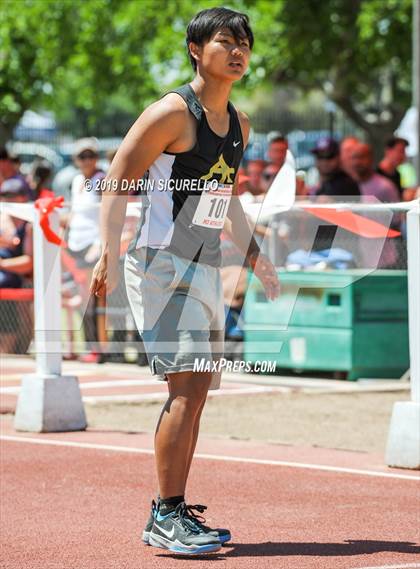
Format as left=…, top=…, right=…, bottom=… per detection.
left=133, top=83, right=244, bottom=267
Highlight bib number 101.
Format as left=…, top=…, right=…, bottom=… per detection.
left=192, top=183, right=233, bottom=228
left=208, top=197, right=228, bottom=219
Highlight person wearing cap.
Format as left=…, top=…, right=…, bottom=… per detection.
left=0, top=147, right=32, bottom=200
left=376, top=136, right=408, bottom=198
left=66, top=138, right=106, bottom=363
left=0, top=179, right=34, bottom=352
left=311, top=137, right=360, bottom=197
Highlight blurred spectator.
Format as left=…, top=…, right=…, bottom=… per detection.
left=260, top=163, right=281, bottom=195
left=295, top=170, right=308, bottom=197
left=67, top=138, right=105, bottom=264
left=235, top=166, right=248, bottom=195
left=311, top=137, right=360, bottom=197
left=0, top=179, right=33, bottom=287
left=349, top=142, right=401, bottom=269
left=0, top=147, right=32, bottom=199
left=238, top=162, right=278, bottom=243
left=376, top=136, right=408, bottom=198
left=106, top=148, right=118, bottom=165
left=267, top=132, right=288, bottom=169
left=28, top=159, right=54, bottom=200
left=9, top=154, right=22, bottom=173
left=245, top=159, right=266, bottom=197
left=66, top=138, right=106, bottom=363
left=237, top=171, right=250, bottom=196
left=349, top=143, right=399, bottom=202
left=340, top=136, right=360, bottom=176
left=239, top=160, right=267, bottom=205
left=0, top=179, right=33, bottom=353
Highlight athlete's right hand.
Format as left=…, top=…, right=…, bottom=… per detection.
left=90, top=254, right=119, bottom=297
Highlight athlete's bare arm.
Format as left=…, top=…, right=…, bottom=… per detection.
left=225, top=110, right=280, bottom=300
left=225, top=110, right=259, bottom=259
left=91, top=95, right=194, bottom=296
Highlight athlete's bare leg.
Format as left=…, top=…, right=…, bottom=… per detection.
left=155, top=370, right=212, bottom=499
left=183, top=397, right=206, bottom=492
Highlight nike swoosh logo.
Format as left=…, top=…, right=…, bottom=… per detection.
left=233, top=141, right=241, bottom=147
left=158, top=525, right=175, bottom=539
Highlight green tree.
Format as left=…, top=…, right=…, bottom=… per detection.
left=0, top=0, right=412, bottom=148
left=0, top=0, right=194, bottom=144
left=0, top=0, right=78, bottom=142
left=244, top=0, right=412, bottom=147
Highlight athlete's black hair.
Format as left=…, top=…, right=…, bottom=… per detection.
left=186, top=7, right=254, bottom=71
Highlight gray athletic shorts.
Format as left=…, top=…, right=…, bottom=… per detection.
left=124, top=247, right=225, bottom=390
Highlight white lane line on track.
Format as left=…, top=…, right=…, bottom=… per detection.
left=0, top=379, right=160, bottom=394
left=81, top=386, right=282, bottom=403
left=351, top=563, right=420, bottom=569
left=80, top=379, right=159, bottom=389
left=1, top=383, right=284, bottom=399
left=1, top=435, right=419, bottom=481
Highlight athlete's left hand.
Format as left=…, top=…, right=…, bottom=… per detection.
left=249, top=252, right=280, bottom=300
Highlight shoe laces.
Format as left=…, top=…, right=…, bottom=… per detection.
left=184, top=504, right=208, bottom=529
left=174, top=502, right=203, bottom=534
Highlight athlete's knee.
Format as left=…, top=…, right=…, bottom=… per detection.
left=167, top=371, right=211, bottom=410
left=168, top=396, right=199, bottom=420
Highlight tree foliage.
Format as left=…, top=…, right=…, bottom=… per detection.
left=0, top=0, right=413, bottom=145
left=249, top=0, right=413, bottom=144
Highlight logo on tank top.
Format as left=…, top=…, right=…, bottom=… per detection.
left=192, top=154, right=235, bottom=229
left=200, top=154, right=235, bottom=184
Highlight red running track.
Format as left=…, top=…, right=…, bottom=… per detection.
left=1, top=418, right=419, bottom=569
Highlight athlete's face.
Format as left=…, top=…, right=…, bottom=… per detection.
left=192, top=28, right=251, bottom=80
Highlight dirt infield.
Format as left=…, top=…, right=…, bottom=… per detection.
left=85, top=389, right=410, bottom=454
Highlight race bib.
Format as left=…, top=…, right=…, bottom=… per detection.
left=192, top=183, right=233, bottom=229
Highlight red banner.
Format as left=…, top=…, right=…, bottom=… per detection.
left=303, top=207, right=401, bottom=238
left=34, top=197, right=67, bottom=247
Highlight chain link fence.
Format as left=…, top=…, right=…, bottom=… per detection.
left=0, top=205, right=410, bottom=359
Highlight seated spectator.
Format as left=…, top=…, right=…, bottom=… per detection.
left=340, top=136, right=360, bottom=177
left=0, top=178, right=33, bottom=353
left=267, top=132, right=288, bottom=170
left=28, top=159, right=54, bottom=200
left=245, top=158, right=266, bottom=197
left=0, top=147, right=31, bottom=200
left=234, top=166, right=248, bottom=195
left=376, top=136, right=408, bottom=199
left=311, top=137, right=360, bottom=197
left=349, top=142, right=401, bottom=269
left=239, top=160, right=267, bottom=205
left=350, top=143, right=400, bottom=202
left=260, top=162, right=281, bottom=195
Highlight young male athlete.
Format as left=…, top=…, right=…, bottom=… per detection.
left=90, top=7, right=280, bottom=555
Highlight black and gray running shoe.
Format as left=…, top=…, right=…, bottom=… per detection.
left=148, top=501, right=221, bottom=555
left=184, top=503, right=231, bottom=544
left=142, top=499, right=158, bottom=544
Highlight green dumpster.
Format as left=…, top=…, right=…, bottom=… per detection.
left=243, top=269, right=409, bottom=380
